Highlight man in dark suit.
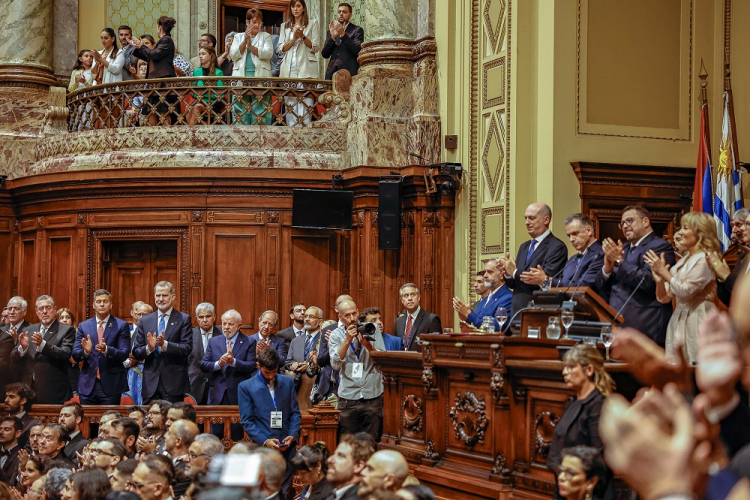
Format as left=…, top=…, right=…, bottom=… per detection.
left=595, top=205, right=675, bottom=346
left=39, top=423, right=75, bottom=469
left=72, top=289, right=130, bottom=405
left=321, top=3, right=364, bottom=80
left=454, top=258, right=512, bottom=331
left=548, top=213, right=605, bottom=290
left=277, top=302, right=306, bottom=351
left=3, top=383, right=40, bottom=449
left=58, top=402, right=89, bottom=464
left=311, top=295, right=351, bottom=405
left=133, top=281, right=193, bottom=404
left=501, top=202, right=568, bottom=315
left=708, top=210, right=750, bottom=306
left=200, top=309, right=257, bottom=441
left=286, top=306, right=324, bottom=410
left=124, top=301, right=152, bottom=406
left=326, top=434, right=376, bottom=500
left=0, top=416, right=22, bottom=484
left=238, top=348, right=301, bottom=499
left=188, top=302, right=221, bottom=405
left=251, top=310, right=288, bottom=368
left=0, top=298, right=31, bottom=385
left=360, top=308, right=403, bottom=351
left=394, top=284, right=441, bottom=352
left=11, top=295, right=75, bottom=404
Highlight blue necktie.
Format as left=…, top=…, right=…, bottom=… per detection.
left=526, top=239, right=537, bottom=264
left=157, top=313, right=166, bottom=354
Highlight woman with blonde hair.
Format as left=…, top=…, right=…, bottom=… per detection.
left=645, top=211, right=720, bottom=363
left=547, top=345, right=614, bottom=500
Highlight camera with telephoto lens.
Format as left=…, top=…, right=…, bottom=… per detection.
left=356, top=322, right=377, bottom=340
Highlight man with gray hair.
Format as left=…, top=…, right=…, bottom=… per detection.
left=542, top=213, right=604, bottom=289
left=250, top=310, right=287, bottom=367
left=285, top=306, right=324, bottom=409
left=11, top=296, right=75, bottom=404
left=731, top=207, right=750, bottom=244
left=394, top=283, right=441, bottom=351
left=133, top=281, right=193, bottom=403
left=185, top=433, right=224, bottom=479
left=0, top=296, right=29, bottom=385
left=251, top=447, right=287, bottom=498
left=453, top=258, right=512, bottom=331
left=200, top=309, right=257, bottom=441
left=189, top=302, right=221, bottom=405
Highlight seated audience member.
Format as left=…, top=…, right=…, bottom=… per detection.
left=218, top=32, right=236, bottom=76
left=556, top=446, right=608, bottom=500
left=62, top=468, right=112, bottom=500
left=708, top=209, right=750, bottom=307
left=550, top=214, right=605, bottom=289
left=190, top=33, right=216, bottom=71
left=110, top=458, right=139, bottom=491
left=292, top=442, right=333, bottom=499
left=185, top=433, right=224, bottom=480
left=17, top=455, right=49, bottom=493
left=127, top=406, right=146, bottom=428
left=395, top=284, right=442, bottom=351
left=321, top=2, right=364, bottom=79
left=28, top=423, right=45, bottom=455
left=189, top=302, right=221, bottom=406
left=25, top=476, right=46, bottom=500
left=278, top=302, right=307, bottom=350
left=98, top=409, right=123, bottom=438
left=230, top=8, right=273, bottom=125
left=239, top=348, right=301, bottom=499
left=730, top=207, right=750, bottom=245
left=45, top=468, right=73, bottom=500
left=547, top=345, right=614, bottom=499
left=647, top=211, right=720, bottom=363
left=286, top=306, right=323, bottom=410
left=174, top=51, right=192, bottom=77
left=91, top=438, right=125, bottom=475
left=58, top=402, right=90, bottom=464
left=166, top=401, right=197, bottom=428
left=164, top=420, right=199, bottom=497
left=109, top=418, right=140, bottom=458
left=398, top=485, right=436, bottom=500
left=187, top=46, right=225, bottom=125
left=251, top=447, right=287, bottom=499
left=127, top=455, right=175, bottom=500
left=1, top=308, right=8, bottom=327
left=0, top=416, right=23, bottom=484
left=251, top=310, right=288, bottom=367
left=130, top=18, right=177, bottom=126
left=359, top=450, right=410, bottom=496
left=471, top=271, right=490, bottom=311
left=360, top=308, right=403, bottom=351
left=40, top=424, right=74, bottom=468
left=326, top=434, right=376, bottom=499
left=4, top=383, right=40, bottom=449
left=68, top=50, right=95, bottom=93
left=453, top=258, right=512, bottom=331
left=136, top=400, right=170, bottom=456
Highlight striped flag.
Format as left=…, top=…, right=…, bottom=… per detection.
left=693, top=101, right=713, bottom=213
left=714, top=91, right=742, bottom=251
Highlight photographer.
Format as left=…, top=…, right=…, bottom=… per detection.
left=329, top=300, right=386, bottom=442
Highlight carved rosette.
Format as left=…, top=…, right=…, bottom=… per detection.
left=533, top=411, right=559, bottom=461
left=490, top=372, right=505, bottom=402
left=77, top=213, right=87, bottom=226
left=267, top=211, right=280, bottom=224
left=192, top=210, right=204, bottom=223
left=448, top=392, right=488, bottom=448
left=402, top=395, right=423, bottom=434
left=422, top=367, right=434, bottom=392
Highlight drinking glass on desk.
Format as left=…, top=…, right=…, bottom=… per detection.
left=494, top=307, right=507, bottom=332
left=601, top=325, right=614, bottom=360
left=560, top=310, right=574, bottom=340
left=481, top=316, right=495, bottom=333
left=546, top=317, right=561, bottom=339
left=443, top=328, right=453, bottom=334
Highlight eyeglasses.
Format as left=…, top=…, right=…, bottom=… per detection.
left=557, top=466, right=583, bottom=480
left=188, top=451, right=208, bottom=460
left=127, top=479, right=159, bottom=490
left=618, top=217, right=642, bottom=229
left=90, top=448, right=116, bottom=457
left=303, top=315, right=322, bottom=319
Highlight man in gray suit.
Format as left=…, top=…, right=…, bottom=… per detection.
left=188, top=303, right=221, bottom=404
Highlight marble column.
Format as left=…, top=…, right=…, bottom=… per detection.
left=0, top=0, right=57, bottom=87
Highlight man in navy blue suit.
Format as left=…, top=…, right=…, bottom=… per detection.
left=595, top=205, right=675, bottom=346
left=360, top=308, right=402, bottom=351
left=238, top=347, right=301, bottom=499
left=502, top=202, right=568, bottom=315
left=133, top=281, right=193, bottom=403
left=394, top=284, right=441, bottom=352
left=453, top=258, right=512, bottom=331
left=72, top=289, right=130, bottom=405
left=545, top=214, right=605, bottom=290
left=200, top=309, right=257, bottom=441
left=251, top=310, right=288, bottom=368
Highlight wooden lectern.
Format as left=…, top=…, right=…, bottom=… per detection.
left=518, top=287, right=621, bottom=338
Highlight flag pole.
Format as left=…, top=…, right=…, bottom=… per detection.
left=700, top=59, right=712, bottom=159
left=725, top=63, right=743, bottom=199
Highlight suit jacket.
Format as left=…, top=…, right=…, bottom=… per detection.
left=17, top=413, right=41, bottom=450
left=300, top=478, right=334, bottom=500
left=63, top=432, right=90, bottom=464
left=321, top=22, right=364, bottom=79
left=10, top=320, right=75, bottom=404
left=717, top=252, right=749, bottom=307
left=277, top=19, right=321, bottom=78
left=0, top=444, right=21, bottom=484
left=553, top=240, right=605, bottom=290
left=285, top=330, right=321, bottom=368
left=1, top=321, right=30, bottom=385
left=133, top=308, right=193, bottom=400
left=466, top=284, right=513, bottom=330
left=313, top=324, right=339, bottom=401
left=505, top=233, right=568, bottom=314
left=394, top=308, right=442, bottom=352
left=133, top=34, right=176, bottom=79
left=230, top=31, right=273, bottom=77
left=595, top=232, right=676, bottom=346
left=382, top=333, right=403, bottom=351
left=188, top=326, right=221, bottom=404
left=72, top=316, right=130, bottom=397
left=328, top=483, right=360, bottom=500
left=238, top=372, right=301, bottom=447
left=277, top=325, right=303, bottom=352
left=251, top=333, right=288, bottom=368
left=199, top=332, right=257, bottom=405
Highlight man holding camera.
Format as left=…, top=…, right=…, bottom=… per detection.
left=329, top=300, right=386, bottom=442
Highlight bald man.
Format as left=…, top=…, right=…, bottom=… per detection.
left=501, top=202, right=567, bottom=316
left=313, top=294, right=353, bottom=404
left=358, top=450, right=409, bottom=496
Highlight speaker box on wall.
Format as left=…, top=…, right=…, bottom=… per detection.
left=378, top=180, right=401, bottom=250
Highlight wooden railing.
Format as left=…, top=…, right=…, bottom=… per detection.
left=67, top=77, right=333, bottom=130
left=28, top=401, right=340, bottom=451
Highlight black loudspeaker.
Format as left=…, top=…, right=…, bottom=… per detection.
left=378, top=180, right=401, bottom=250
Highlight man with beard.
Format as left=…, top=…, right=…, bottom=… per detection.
left=453, top=258, right=512, bottom=331
left=321, top=3, right=364, bottom=79
left=109, top=418, right=140, bottom=459
left=184, top=433, right=223, bottom=481
left=136, top=400, right=171, bottom=456
left=4, top=383, right=40, bottom=449
left=90, top=438, right=125, bottom=475
left=285, top=306, right=323, bottom=410
left=163, top=419, right=199, bottom=497
left=133, top=281, right=193, bottom=403
left=394, top=284, right=441, bottom=352
left=58, top=402, right=89, bottom=464
left=39, top=423, right=74, bottom=468
left=0, top=416, right=23, bottom=483
left=325, top=434, right=375, bottom=500
left=277, top=303, right=306, bottom=351
left=358, top=450, right=410, bottom=497
left=188, top=303, right=221, bottom=405
left=165, top=402, right=196, bottom=429
left=118, top=25, right=136, bottom=80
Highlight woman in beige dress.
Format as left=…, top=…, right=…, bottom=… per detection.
left=645, top=211, right=720, bottom=363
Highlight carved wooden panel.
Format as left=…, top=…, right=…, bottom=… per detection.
left=46, top=232, right=75, bottom=313
left=289, top=234, right=334, bottom=314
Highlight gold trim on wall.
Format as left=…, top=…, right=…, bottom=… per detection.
left=481, top=206, right=505, bottom=255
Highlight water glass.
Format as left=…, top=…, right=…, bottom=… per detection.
left=494, top=307, right=507, bottom=331
left=443, top=328, right=454, bottom=334
left=546, top=317, right=561, bottom=340
left=561, top=310, right=574, bottom=340
left=482, top=316, right=496, bottom=333
left=601, top=325, right=614, bottom=360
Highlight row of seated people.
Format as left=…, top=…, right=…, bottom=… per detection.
left=67, top=1, right=364, bottom=128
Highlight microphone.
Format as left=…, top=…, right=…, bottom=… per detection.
left=501, top=305, right=535, bottom=334
left=544, top=265, right=567, bottom=289
left=611, top=275, right=646, bottom=325
left=408, top=151, right=428, bottom=164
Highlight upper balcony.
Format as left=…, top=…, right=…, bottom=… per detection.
left=32, top=73, right=354, bottom=175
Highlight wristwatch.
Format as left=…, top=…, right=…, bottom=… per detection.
left=614, top=259, right=622, bottom=267
left=302, top=35, right=307, bottom=41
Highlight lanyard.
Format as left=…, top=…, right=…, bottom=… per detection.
left=257, top=371, right=277, bottom=409
left=350, top=341, right=361, bottom=360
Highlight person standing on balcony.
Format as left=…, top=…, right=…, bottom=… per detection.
left=321, top=2, right=364, bottom=80
left=278, top=0, right=320, bottom=126
left=130, top=16, right=177, bottom=126
left=230, top=8, right=273, bottom=125
left=68, top=50, right=95, bottom=93
left=93, top=28, right=126, bottom=128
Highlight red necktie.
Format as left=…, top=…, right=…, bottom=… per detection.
left=404, top=315, right=413, bottom=350
left=96, top=320, right=104, bottom=379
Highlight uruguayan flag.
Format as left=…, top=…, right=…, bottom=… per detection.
left=714, top=92, right=742, bottom=251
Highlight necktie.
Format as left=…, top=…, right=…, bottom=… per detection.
left=10, top=327, right=17, bottom=344
left=203, top=332, right=209, bottom=351
left=96, top=320, right=104, bottom=379
left=526, top=239, right=537, bottom=264
left=404, top=315, right=413, bottom=350
left=304, top=333, right=313, bottom=359
left=157, top=314, right=166, bottom=354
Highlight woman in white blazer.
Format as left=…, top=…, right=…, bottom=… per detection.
left=230, top=8, right=274, bottom=125
left=92, top=27, right=126, bottom=128
left=277, top=0, right=320, bottom=126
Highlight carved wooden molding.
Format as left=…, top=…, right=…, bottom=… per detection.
left=422, top=367, right=434, bottom=392
left=533, top=411, right=559, bottom=462
left=423, top=438, right=439, bottom=462
left=402, top=395, right=423, bottom=435
left=449, top=392, right=488, bottom=448
left=490, top=372, right=505, bottom=402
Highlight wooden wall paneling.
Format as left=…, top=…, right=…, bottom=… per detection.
left=189, top=219, right=204, bottom=323
left=0, top=217, right=16, bottom=306
left=266, top=215, right=280, bottom=321
left=289, top=232, right=334, bottom=315
left=76, top=218, right=89, bottom=323
left=18, top=231, right=36, bottom=322
left=44, top=230, right=77, bottom=315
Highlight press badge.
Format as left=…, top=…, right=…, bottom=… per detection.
left=270, top=411, right=283, bottom=428
left=352, top=362, right=363, bottom=379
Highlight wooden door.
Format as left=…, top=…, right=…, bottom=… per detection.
left=102, top=241, right=179, bottom=321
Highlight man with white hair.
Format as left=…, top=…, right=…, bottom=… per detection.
left=200, top=309, right=257, bottom=441
left=0, top=296, right=29, bottom=385
left=188, top=302, right=221, bottom=405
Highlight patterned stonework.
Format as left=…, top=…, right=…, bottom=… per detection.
left=107, top=0, right=175, bottom=40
